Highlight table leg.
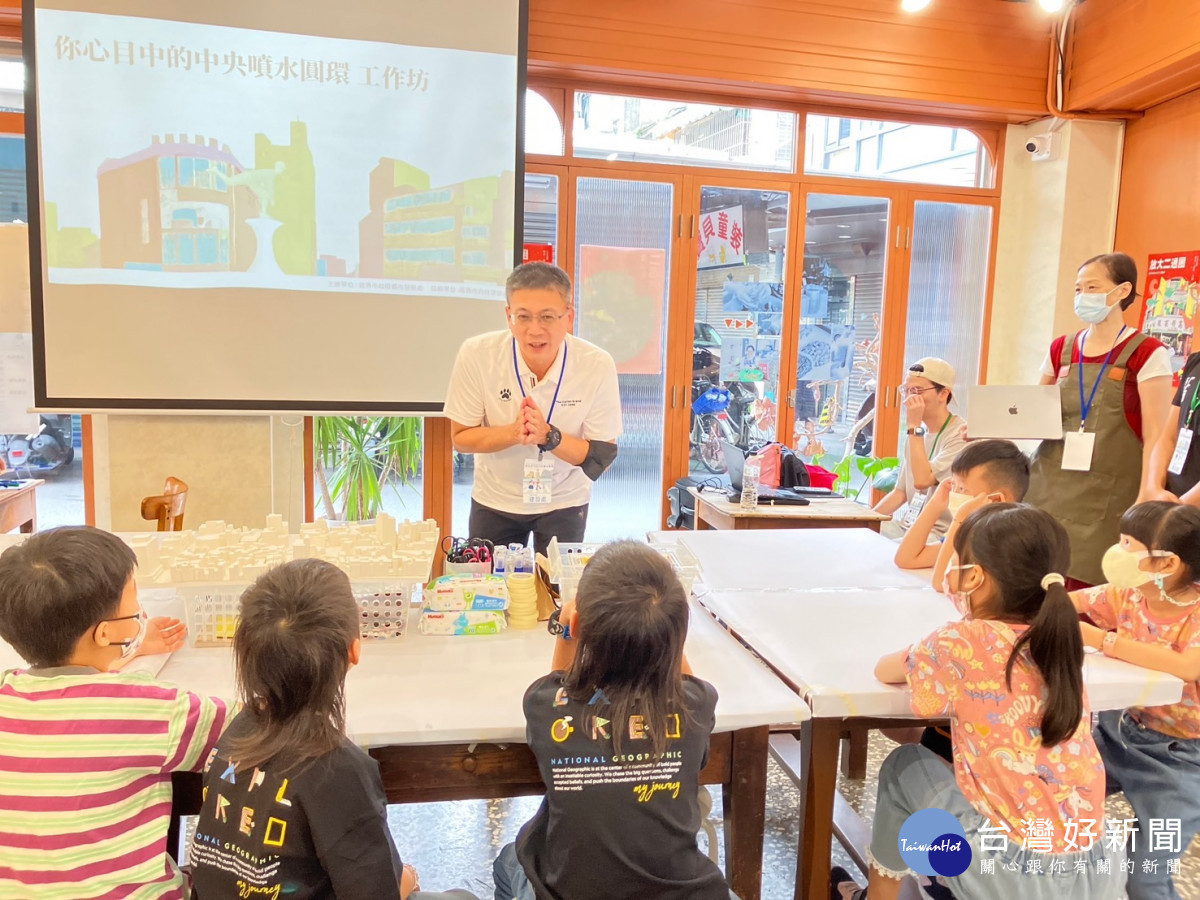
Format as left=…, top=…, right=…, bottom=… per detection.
left=722, top=725, right=769, bottom=900
left=840, top=727, right=868, bottom=780
left=796, top=717, right=842, bottom=900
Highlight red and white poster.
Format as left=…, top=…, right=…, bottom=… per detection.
left=697, top=204, right=744, bottom=269
left=1142, top=251, right=1200, bottom=375
left=522, top=243, right=554, bottom=265
left=577, top=245, right=667, bottom=375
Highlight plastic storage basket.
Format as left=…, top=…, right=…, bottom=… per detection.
left=182, top=578, right=423, bottom=646
left=545, top=540, right=701, bottom=605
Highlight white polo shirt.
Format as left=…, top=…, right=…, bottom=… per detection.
left=444, top=330, right=623, bottom=515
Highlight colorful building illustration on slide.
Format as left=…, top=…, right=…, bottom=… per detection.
left=358, top=158, right=513, bottom=282
left=68, top=121, right=317, bottom=274
left=96, top=134, right=257, bottom=272
left=253, top=121, right=316, bottom=276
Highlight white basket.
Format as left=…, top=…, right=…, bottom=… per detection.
left=545, top=540, right=701, bottom=605
left=182, top=578, right=422, bottom=646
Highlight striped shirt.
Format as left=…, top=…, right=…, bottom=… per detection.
left=0, top=667, right=229, bottom=900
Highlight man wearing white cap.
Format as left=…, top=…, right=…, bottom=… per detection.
left=873, top=357, right=967, bottom=539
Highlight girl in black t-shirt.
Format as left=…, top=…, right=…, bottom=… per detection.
left=189, top=559, right=476, bottom=900
left=494, top=541, right=734, bottom=900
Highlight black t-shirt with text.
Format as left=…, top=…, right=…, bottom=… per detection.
left=516, top=673, right=729, bottom=900
left=189, top=711, right=404, bottom=900
left=1168, top=353, right=1200, bottom=497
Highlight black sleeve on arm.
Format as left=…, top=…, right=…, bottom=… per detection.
left=308, top=748, right=404, bottom=900
left=580, top=440, right=618, bottom=481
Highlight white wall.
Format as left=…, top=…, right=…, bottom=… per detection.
left=988, top=119, right=1125, bottom=385
left=90, top=414, right=304, bottom=533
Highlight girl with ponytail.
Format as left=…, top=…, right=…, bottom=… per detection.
left=1071, top=501, right=1200, bottom=900
left=832, top=505, right=1125, bottom=900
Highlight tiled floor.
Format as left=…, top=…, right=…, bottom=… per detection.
left=383, top=732, right=1200, bottom=899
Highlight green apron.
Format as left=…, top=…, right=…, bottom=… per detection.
left=1026, top=331, right=1147, bottom=585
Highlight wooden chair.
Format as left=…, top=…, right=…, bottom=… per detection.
left=140, top=477, right=188, bottom=532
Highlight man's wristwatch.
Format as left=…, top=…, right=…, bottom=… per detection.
left=539, top=424, right=563, bottom=453
left=907, top=426, right=927, bottom=437
left=547, top=607, right=571, bottom=639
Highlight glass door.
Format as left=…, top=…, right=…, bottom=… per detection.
left=900, top=199, right=994, bottom=421
left=792, top=193, right=891, bottom=484
left=689, top=184, right=792, bottom=476
left=572, top=173, right=679, bottom=540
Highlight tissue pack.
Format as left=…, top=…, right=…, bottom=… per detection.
left=427, top=574, right=510, bottom=611
left=418, top=609, right=508, bottom=635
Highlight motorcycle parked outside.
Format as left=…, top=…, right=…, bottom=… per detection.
left=689, top=379, right=776, bottom=475
left=0, top=415, right=75, bottom=475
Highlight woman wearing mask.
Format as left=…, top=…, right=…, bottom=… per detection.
left=1025, top=253, right=1173, bottom=589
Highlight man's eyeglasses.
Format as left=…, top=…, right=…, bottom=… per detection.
left=900, top=386, right=940, bottom=398
left=509, top=311, right=568, bottom=328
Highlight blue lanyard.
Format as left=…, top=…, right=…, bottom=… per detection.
left=1077, top=326, right=1126, bottom=429
left=513, top=338, right=567, bottom=427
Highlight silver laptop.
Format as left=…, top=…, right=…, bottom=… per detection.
left=967, top=385, right=1063, bottom=441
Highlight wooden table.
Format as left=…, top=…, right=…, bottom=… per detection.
left=0, top=479, right=42, bottom=533
left=690, top=487, right=888, bottom=532
left=670, top=530, right=1185, bottom=900
left=2, top=600, right=807, bottom=900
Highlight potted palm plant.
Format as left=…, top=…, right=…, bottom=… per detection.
left=313, top=417, right=422, bottom=521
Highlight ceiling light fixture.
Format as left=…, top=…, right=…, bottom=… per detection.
left=1037, top=0, right=1065, bottom=10
left=900, top=0, right=933, bottom=12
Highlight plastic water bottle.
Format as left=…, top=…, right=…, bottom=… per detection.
left=740, top=460, right=760, bottom=510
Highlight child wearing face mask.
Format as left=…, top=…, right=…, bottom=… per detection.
left=895, top=439, right=1031, bottom=577
left=0, top=526, right=230, bottom=900
left=1070, top=501, right=1200, bottom=900
left=835, top=504, right=1125, bottom=900
left=888, top=441, right=1033, bottom=759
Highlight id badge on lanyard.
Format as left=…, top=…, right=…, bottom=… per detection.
left=900, top=489, right=928, bottom=530
left=1169, top=430, right=1194, bottom=476
left=1065, top=327, right=1124, bottom=473
left=1169, top=381, right=1200, bottom=476
left=515, top=339, right=567, bottom=506
left=523, top=457, right=554, bottom=505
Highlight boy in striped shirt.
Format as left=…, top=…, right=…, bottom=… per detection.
left=0, top=526, right=230, bottom=899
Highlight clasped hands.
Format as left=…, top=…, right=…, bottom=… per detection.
left=514, top=396, right=552, bottom=446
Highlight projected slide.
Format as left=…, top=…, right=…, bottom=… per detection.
left=36, top=10, right=515, bottom=300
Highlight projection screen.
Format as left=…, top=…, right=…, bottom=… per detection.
left=26, top=0, right=524, bottom=411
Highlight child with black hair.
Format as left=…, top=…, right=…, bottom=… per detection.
left=1071, top=501, right=1200, bottom=900
left=189, top=558, right=476, bottom=900
left=894, top=438, right=1030, bottom=577
left=0, top=526, right=228, bottom=900
left=493, top=540, right=734, bottom=900
left=835, top=505, right=1125, bottom=900
left=891, top=440, right=1033, bottom=758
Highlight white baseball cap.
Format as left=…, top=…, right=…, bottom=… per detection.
left=907, top=357, right=956, bottom=393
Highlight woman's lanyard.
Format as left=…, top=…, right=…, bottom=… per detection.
left=928, top=412, right=953, bottom=459
left=513, top=338, right=567, bottom=458
left=1187, top=378, right=1200, bottom=430
left=1077, top=325, right=1127, bottom=432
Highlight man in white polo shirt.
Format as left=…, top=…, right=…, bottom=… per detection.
left=444, top=263, right=622, bottom=555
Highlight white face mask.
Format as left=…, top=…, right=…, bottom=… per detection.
left=948, top=491, right=973, bottom=517
left=943, top=563, right=980, bottom=617
left=115, top=610, right=148, bottom=660
left=1074, top=286, right=1122, bottom=324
